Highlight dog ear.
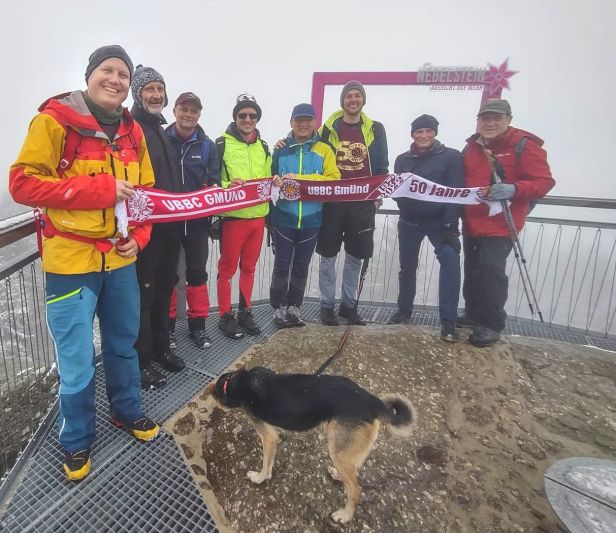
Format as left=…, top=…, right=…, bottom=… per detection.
left=235, top=363, right=246, bottom=371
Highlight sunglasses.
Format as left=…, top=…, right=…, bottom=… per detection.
left=237, top=112, right=258, bottom=120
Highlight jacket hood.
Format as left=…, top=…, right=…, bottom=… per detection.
left=398, top=139, right=446, bottom=160
left=323, top=109, right=374, bottom=131
left=286, top=130, right=320, bottom=149
left=39, top=91, right=134, bottom=137
left=130, top=103, right=167, bottom=127
left=166, top=122, right=210, bottom=142
left=465, top=127, right=544, bottom=148
left=224, top=122, right=262, bottom=144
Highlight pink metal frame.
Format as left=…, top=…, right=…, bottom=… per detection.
left=310, top=71, right=503, bottom=126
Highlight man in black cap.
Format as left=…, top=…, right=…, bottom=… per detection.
left=460, top=99, right=554, bottom=347
left=388, top=114, right=464, bottom=342
left=166, top=92, right=220, bottom=350
left=215, top=94, right=271, bottom=339
left=317, top=81, right=389, bottom=326
left=131, top=66, right=186, bottom=389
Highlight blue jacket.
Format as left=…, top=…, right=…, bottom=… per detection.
left=393, top=140, right=464, bottom=226
left=166, top=123, right=221, bottom=233
left=270, top=132, right=340, bottom=229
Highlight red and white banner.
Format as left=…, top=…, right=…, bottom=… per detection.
left=118, top=174, right=498, bottom=233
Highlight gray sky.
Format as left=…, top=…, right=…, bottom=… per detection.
left=2, top=0, right=615, bottom=219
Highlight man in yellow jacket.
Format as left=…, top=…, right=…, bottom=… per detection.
left=9, top=45, right=159, bottom=481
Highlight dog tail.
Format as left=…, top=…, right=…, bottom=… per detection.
left=379, top=394, right=416, bottom=438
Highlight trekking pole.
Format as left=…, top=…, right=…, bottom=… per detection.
left=315, top=258, right=370, bottom=376
left=490, top=170, right=545, bottom=323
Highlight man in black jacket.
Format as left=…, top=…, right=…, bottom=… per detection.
left=166, top=92, right=220, bottom=350
left=389, top=114, right=464, bottom=342
left=131, top=65, right=185, bottom=389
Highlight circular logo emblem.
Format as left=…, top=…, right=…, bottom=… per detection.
left=127, top=189, right=155, bottom=222
left=476, top=186, right=491, bottom=202
left=280, top=179, right=301, bottom=201
left=257, top=180, right=272, bottom=200
left=347, top=142, right=368, bottom=163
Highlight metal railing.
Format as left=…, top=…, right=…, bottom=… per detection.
left=0, top=196, right=615, bottom=481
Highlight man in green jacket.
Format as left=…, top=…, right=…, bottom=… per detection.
left=317, top=81, right=389, bottom=326
left=215, top=94, right=271, bottom=338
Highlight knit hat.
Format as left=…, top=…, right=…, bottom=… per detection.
left=340, top=80, right=366, bottom=107
left=411, top=114, right=439, bottom=135
left=232, top=93, right=262, bottom=121
left=131, top=65, right=168, bottom=108
left=85, top=45, right=133, bottom=83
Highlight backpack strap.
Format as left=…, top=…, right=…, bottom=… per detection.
left=57, top=125, right=81, bottom=178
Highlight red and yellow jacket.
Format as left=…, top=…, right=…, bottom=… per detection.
left=462, top=127, right=555, bottom=238
left=9, top=91, right=155, bottom=274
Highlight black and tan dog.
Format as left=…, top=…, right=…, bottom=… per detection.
left=206, top=365, right=416, bottom=524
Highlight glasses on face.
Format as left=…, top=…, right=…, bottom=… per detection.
left=237, top=113, right=258, bottom=120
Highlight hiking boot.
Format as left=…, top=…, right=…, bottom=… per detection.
left=111, top=416, right=160, bottom=442
left=63, top=448, right=91, bottom=481
left=456, top=314, right=478, bottom=329
left=387, top=309, right=412, bottom=325
left=151, top=349, right=185, bottom=372
left=320, top=307, right=339, bottom=326
left=469, top=326, right=501, bottom=347
left=140, top=363, right=166, bottom=390
left=338, top=305, right=366, bottom=326
left=237, top=308, right=261, bottom=336
left=273, top=306, right=290, bottom=328
left=286, top=305, right=306, bottom=327
left=168, top=329, right=177, bottom=350
left=189, top=329, right=212, bottom=349
left=440, top=320, right=459, bottom=343
left=218, top=313, right=244, bottom=339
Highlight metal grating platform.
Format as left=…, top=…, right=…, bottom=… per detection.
left=0, top=300, right=614, bottom=533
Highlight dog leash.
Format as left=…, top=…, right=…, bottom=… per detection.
left=315, top=258, right=370, bottom=375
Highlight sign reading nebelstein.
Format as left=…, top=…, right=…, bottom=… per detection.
left=310, top=59, right=518, bottom=124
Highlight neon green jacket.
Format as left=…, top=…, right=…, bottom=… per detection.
left=215, top=124, right=271, bottom=219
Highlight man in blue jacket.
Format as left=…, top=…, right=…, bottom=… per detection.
left=270, top=103, right=340, bottom=327
left=389, top=114, right=464, bottom=342
left=166, top=92, right=220, bottom=349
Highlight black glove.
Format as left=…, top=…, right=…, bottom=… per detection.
left=441, top=224, right=461, bottom=253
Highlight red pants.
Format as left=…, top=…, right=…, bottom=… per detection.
left=217, top=218, right=265, bottom=315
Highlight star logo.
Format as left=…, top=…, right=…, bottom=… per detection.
left=485, top=59, right=518, bottom=96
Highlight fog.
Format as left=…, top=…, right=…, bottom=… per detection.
left=1, top=0, right=615, bottom=220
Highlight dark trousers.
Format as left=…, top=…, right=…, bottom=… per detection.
left=270, top=225, right=319, bottom=308
left=397, top=219, right=460, bottom=321
left=176, top=230, right=210, bottom=330
left=135, top=230, right=181, bottom=364
left=462, top=236, right=513, bottom=331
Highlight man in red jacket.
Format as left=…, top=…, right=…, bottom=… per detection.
left=459, top=99, right=554, bottom=347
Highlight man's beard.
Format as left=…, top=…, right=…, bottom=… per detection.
left=143, top=102, right=164, bottom=114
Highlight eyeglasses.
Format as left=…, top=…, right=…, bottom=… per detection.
left=237, top=113, right=258, bottom=120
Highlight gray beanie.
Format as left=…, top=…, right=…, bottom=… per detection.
left=340, top=80, right=366, bottom=107
left=131, top=65, right=168, bottom=108
left=85, top=45, right=133, bottom=82
left=411, top=114, right=439, bottom=135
